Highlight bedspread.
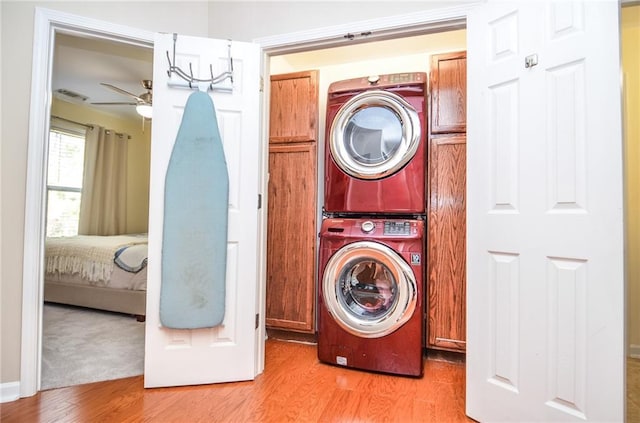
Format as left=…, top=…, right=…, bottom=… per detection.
left=45, top=235, right=148, bottom=283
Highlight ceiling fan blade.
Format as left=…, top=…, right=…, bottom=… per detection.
left=100, top=83, right=144, bottom=102
left=90, top=101, right=138, bottom=106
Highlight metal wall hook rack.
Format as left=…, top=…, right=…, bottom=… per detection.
left=166, top=33, right=234, bottom=92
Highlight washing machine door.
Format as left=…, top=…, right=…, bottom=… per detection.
left=322, top=240, right=417, bottom=338
left=330, top=90, right=421, bottom=180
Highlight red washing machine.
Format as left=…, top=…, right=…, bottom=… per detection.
left=324, top=73, right=427, bottom=215
left=317, top=217, right=424, bottom=376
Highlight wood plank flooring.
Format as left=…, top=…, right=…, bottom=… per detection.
left=2, top=339, right=472, bottom=423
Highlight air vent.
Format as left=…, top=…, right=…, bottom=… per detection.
left=54, top=89, right=88, bottom=103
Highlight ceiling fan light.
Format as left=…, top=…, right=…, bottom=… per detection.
left=136, top=104, right=153, bottom=119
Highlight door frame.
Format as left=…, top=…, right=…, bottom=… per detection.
left=20, top=7, right=155, bottom=397
left=21, top=3, right=474, bottom=397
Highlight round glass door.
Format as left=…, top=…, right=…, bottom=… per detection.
left=322, top=241, right=417, bottom=338
left=330, top=90, right=421, bottom=180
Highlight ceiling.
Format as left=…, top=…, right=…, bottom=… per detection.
left=52, top=33, right=153, bottom=121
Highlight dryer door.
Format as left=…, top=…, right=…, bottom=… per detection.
left=322, top=240, right=417, bottom=338
left=329, top=90, right=421, bottom=180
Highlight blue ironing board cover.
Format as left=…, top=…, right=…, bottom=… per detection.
left=160, top=91, right=229, bottom=329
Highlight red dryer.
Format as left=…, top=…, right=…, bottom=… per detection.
left=324, top=73, right=427, bottom=215
left=317, top=217, right=425, bottom=376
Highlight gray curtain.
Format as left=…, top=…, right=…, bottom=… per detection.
left=78, top=125, right=129, bottom=235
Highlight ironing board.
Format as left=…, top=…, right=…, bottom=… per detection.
left=160, top=91, right=229, bottom=329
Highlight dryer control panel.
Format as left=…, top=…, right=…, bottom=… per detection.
left=328, top=72, right=426, bottom=93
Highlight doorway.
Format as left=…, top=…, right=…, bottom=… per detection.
left=20, top=9, right=155, bottom=395
left=40, top=32, right=152, bottom=389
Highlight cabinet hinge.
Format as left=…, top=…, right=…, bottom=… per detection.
left=255, top=313, right=260, bottom=329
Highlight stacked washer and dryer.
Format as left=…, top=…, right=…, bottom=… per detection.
left=318, top=73, right=428, bottom=377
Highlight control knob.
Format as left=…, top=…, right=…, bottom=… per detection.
left=361, top=221, right=375, bottom=233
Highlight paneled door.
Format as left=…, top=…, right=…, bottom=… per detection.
left=145, top=33, right=262, bottom=388
left=466, top=0, right=624, bottom=421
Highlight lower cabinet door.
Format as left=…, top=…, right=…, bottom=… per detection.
left=266, top=142, right=317, bottom=333
left=428, top=134, right=467, bottom=352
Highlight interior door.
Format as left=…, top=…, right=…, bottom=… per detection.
left=144, top=33, right=262, bottom=388
left=466, top=0, right=624, bottom=421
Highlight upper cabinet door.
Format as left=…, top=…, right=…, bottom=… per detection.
left=269, top=71, right=319, bottom=143
left=430, top=51, right=467, bottom=134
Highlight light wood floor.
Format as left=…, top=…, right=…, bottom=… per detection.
left=5, top=342, right=637, bottom=422
left=2, top=339, right=471, bottom=423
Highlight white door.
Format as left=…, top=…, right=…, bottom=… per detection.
left=466, top=0, right=624, bottom=421
left=144, top=33, right=262, bottom=388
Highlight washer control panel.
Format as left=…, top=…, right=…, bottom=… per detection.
left=383, top=221, right=412, bottom=235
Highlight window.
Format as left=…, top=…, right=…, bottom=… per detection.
left=46, top=128, right=85, bottom=237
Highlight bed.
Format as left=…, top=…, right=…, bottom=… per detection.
left=44, top=234, right=148, bottom=320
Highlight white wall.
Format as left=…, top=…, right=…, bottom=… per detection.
left=206, top=1, right=463, bottom=41
left=622, top=5, right=640, bottom=357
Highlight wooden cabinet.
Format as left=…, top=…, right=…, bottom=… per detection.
left=427, top=135, right=467, bottom=352
left=269, top=71, right=318, bottom=144
left=430, top=51, right=467, bottom=134
left=427, top=52, right=467, bottom=352
left=266, top=71, right=318, bottom=334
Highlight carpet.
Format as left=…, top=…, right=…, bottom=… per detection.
left=41, top=303, right=145, bottom=390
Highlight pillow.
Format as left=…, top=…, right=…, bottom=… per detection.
left=114, top=244, right=148, bottom=273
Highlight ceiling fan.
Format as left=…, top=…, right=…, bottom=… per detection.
left=91, top=79, right=153, bottom=119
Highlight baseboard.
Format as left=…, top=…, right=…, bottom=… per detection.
left=630, top=344, right=640, bottom=359
left=425, top=348, right=466, bottom=364
left=1, top=381, right=20, bottom=403
left=266, top=328, right=317, bottom=345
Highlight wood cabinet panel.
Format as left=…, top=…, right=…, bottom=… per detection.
left=428, top=135, right=467, bottom=352
left=267, top=70, right=318, bottom=334
left=266, top=143, right=317, bottom=332
left=430, top=52, right=467, bottom=134
left=269, top=71, right=318, bottom=144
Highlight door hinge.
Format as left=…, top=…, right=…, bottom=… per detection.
left=255, top=313, right=260, bottom=329
left=258, top=194, right=262, bottom=209
left=259, top=76, right=264, bottom=92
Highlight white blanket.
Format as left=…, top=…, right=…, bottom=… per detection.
left=45, top=235, right=148, bottom=283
